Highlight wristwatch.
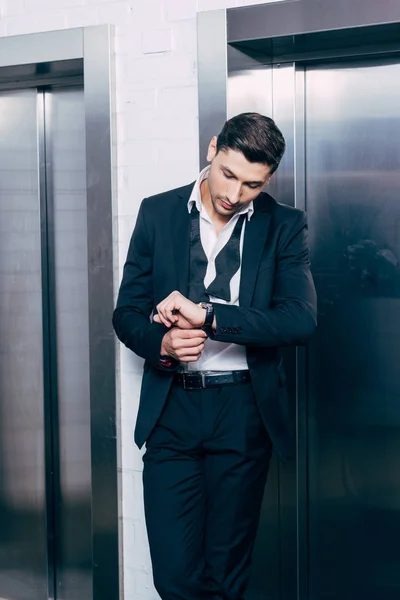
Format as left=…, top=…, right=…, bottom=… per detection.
left=198, top=302, right=214, bottom=334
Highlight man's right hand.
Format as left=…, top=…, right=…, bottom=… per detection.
left=161, top=328, right=207, bottom=363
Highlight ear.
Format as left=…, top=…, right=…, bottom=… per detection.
left=265, top=175, right=272, bottom=186
left=206, top=136, right=218, bottom=162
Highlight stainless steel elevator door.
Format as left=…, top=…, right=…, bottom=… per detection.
left=0, top=86, right=90, bottom=600
left=0, top=88, right=48, bottom=600
left=49, top=87, right=91, bottom=600
left=305, top=60, right=400, bottom=599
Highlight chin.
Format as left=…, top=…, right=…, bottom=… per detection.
left=220, top=206, right=236, bottom=215
left=216, top=207, right=233, bottom=218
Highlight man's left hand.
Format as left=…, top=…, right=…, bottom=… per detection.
left=154, top=291, right=205, bottom=329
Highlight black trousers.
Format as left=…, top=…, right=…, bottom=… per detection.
left=143, top=380, right=272, bottom=600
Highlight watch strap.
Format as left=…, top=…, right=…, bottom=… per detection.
left=199, top=302, right=214, bottom=331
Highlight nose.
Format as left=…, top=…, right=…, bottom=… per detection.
left=227, top=182, right=242, bottom=205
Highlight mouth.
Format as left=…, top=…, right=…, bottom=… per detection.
left=220, top=199, right=234, bottom=210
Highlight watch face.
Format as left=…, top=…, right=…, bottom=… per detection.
left=200, top=302, right=212, bottom=309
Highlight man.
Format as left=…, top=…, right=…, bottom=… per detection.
left=113, top=112, right=317, bottom=599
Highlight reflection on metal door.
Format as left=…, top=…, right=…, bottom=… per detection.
left=227, top=57, right=400, bottom=600
left=47, top=88, right=91, bottom=600
left=305, top=60, right=400, bottom=600
left=0, top=87, right=91, bottom=600
left=0, top=88, right=47, bottom=600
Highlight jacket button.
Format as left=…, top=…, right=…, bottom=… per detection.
left=237, top=327, right=242, bottom=333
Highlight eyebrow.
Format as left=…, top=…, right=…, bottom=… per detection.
left=221, top=165, right=264, bottom=186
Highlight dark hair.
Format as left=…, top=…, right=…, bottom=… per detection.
left=216, top=112, right=286, bottom=174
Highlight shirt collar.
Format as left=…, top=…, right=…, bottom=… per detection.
left=187, top=165, right=254, bottom=221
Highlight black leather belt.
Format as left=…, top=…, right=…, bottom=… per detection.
left=174, top=370, right=251, bottom=390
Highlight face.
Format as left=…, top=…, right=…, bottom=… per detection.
left=205, top=137, right=272, bottom=220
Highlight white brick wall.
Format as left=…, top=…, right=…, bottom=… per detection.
left=0, top=0, right=283, bottom=597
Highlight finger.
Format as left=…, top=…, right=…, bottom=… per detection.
left=156, top=304, right=172, bottom=327
left=171, top=331, right=206, bottom=345
left=158, top=313, right=171, bottom=327
left=164, top=302, right=179, bottom=325
left=178, top=343, right=205, bottom=354
left=157, top=291, right=182, bottom=310
left=177, top=338, right=206, bottom=349
left=157, top=310, right=173, bottom=328
left=157, top=301, right=177, bottom=327
left=173, top=342, right=205, bottom=356
left=176, top=341, right=205, bottom=355
left=155, top=302, right=169, bottom=325
left=179, top=354, right=203, bottom=363
left=179, top=328, right=207, bottom=338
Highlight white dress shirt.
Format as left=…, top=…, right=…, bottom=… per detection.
left=185, top=166, right=253, bottom=372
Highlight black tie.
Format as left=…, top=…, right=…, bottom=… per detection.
left=188, top=205, right=209, bottom=303
left=188, top=205, right=245, bottom=303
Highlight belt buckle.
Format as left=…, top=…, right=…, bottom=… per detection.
left=182, top=375, right=196, bottom=391
left=182, top=373, right=206, bottom=390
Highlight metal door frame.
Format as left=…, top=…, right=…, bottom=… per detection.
left=198, top=4, right=400, bottom=164
left=0, top=26, right=119, bottom=600
left=197, top=5, right=400, bottom=599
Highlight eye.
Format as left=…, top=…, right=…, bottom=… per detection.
left=247, top=183, right=261, bottom=189
left=223, top=172, right=235, bottom=179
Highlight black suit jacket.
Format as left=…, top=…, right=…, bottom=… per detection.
left=113, top=183, right=317, bottom=459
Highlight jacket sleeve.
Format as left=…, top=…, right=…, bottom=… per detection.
left=212, top=211, right=317, bottom=347
left=112, top=199, right=169, bottom=364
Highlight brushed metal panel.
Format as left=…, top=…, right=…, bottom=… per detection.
left=198, top=10, right=228, bottom=169
left=227, top=0, right=400, bottom=44
left=269, top=64, right=295, bottom=205
left=271, top=63, right=298, bottom=600
left=227, top=66, right=272, bottom=119
left=47, top=86, right=92, bottom=600
left=0, top=29, right=83, bottom=68
left=306, top=59, right=400, bottom=600
left=83, top=25, right=119, bottom=600
left=225, top=60, right=300, bottom=600
left=0, top=89, right=48, bottom=599
left=0, top=26, right=117, bottom=600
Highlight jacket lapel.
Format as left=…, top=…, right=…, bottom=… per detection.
left=239, top=194, right=271, bottom=307
left=172, top=183, right=195, bottom=296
